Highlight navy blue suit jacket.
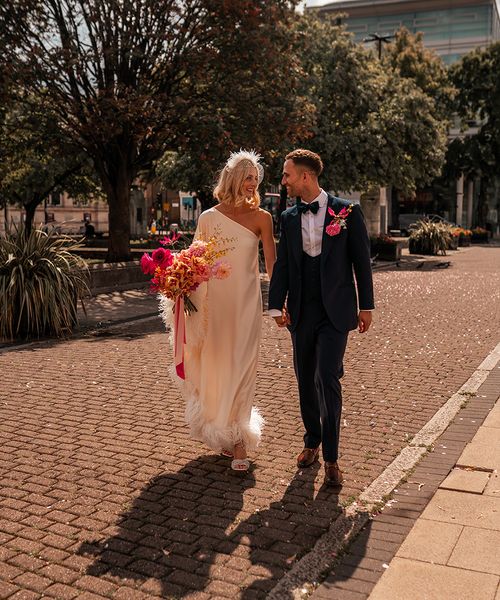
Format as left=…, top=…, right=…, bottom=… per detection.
left=268, top=194, right=375, bottom=333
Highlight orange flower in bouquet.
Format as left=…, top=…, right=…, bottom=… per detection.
left=140, top=232, right=232, bottom=315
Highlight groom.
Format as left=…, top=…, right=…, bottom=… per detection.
left=269, top=149, right=374, bottom=487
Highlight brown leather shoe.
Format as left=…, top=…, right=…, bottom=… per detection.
left=297, top=447, right=320, bottom=468
left=324, top=462, right=343, bottom=487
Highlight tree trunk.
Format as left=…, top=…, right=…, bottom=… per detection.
left=24, top=199, right=39, bottom=238
left=196, top=189, right=214, bottom=212
left=104, top=168, right=133, bottom=262
left=477, top=177, right=489, bottom=228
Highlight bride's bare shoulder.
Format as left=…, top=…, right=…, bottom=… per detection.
left=255, top=207, right=272, bottom=221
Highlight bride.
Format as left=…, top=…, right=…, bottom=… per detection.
left=166, top=150, right=276, bottom=471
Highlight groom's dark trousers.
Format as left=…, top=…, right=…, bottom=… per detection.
left=294, top=253, right=348, bottom=461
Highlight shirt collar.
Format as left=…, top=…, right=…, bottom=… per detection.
left=301, top=189, right=328, bottom=208
left=316, top=189, right=328, bottom=207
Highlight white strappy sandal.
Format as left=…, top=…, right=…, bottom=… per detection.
left=231, top=458, right=250, bottom=472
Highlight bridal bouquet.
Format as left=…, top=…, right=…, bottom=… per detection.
left=140, top=232, right=232, bottom=379
left=140, top=232, right=232, bottom=315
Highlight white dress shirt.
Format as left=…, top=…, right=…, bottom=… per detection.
left=301, top=189, right=328, bottom=257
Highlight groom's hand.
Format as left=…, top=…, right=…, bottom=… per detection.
left=358, top=310, right=372, bottom=333
left=273, top=308, right=290, bottom=328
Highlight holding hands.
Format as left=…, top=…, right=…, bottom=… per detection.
left=273, top=307, right=291, bottom=328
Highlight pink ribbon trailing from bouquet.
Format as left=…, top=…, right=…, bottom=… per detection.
left=174, top=296, right=186, bottom=379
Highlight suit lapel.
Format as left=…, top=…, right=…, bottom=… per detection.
left=288, top=204, right=303, bottom=269
left=321, top=194, right=338, bottom=266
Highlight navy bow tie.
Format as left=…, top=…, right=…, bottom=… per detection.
left=298, top=201, right=320, bottom=214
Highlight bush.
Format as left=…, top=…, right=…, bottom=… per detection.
left=409, top=220, right=451, bottom=255
left=0, top=226, right=90, bottom=340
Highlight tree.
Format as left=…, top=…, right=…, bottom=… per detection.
left=154, top=4, right=313, bottom=207
left=449, top=43, right=500, bottom=225
left=383, top=28, right=456, bottom=122
left=0, top=96, right=100, bottom=236
left=296, top=16, right=448, bottom=194
left=1, top=0, right=305, bottom=261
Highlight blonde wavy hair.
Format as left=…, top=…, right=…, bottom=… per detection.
left=213, top=150, right=263, bottom=208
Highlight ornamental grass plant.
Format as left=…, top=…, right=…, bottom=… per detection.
left=409, top=220, right=452, bottom=255
left=0, top=226, right=89, bottom=340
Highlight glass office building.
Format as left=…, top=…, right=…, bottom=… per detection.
left=313, top=0, right=500, bottom=64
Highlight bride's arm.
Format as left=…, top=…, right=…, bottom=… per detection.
left=259, top=210, right=276, bottom=278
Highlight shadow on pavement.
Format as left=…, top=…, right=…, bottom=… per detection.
left=373, top=255, right=452, bottom=272
left=311, top=517, right=373, bottom=594
left=77, top=456, right=342, bottom=598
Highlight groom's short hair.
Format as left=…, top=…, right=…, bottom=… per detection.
left=285, top=149, right=323, bottom=177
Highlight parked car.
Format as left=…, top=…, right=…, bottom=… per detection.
left=427, top=214, right=457, bottom=227
left=399, top=213, right=426, bottom=236
left=399, top=213, right=456, bottom=236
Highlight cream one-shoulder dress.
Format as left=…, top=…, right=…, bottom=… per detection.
left=163, top=208, right=264, bottom=452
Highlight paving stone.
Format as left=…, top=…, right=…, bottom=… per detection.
left=396, top=518, right=462, bottom=564
left=421, top=490, right=500, bottom=530
left=439, top=468, right=491, bottom=494
left=0, top=581, right=19, bottom=599
left=482, top=402, right=500, bottom=428
left=369, top=557, right=499, bottom=600
left=484, top=472, right=500, bottom=498
left=457, top=428, right=500, bottom=471
left=448, top=527, right=500, bottom=575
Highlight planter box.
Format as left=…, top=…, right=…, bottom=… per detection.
left=471, top=233, right=489, bottom=243
left=458, top=236, right=471, bottom=247
left=448, top=238, right=459, bottom=250
left=88, top=261, right=149, bottom=293
left=371, top=242, right=402, bottom=261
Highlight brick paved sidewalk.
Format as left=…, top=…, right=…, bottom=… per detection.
left=0, top=245, right=499, bottom=599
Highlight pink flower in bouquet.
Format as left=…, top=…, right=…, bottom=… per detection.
left=140, top=252, right=156, bottom=275
left=159, top=232, right=181, bottom=246
left=187, top=240, right=208, bottom=257
left=213, top=261, right=232, bottom=279
left=326, top=222, right=341, bottom=237
left=152, top=247, right=173, bottom=269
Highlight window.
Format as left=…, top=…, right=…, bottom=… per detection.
left=349, top=24, right=368, bottom=33
left=49, top=193, right=61, bottom=206
left=413, top=17, right=439, bottom=27
left=450, top=13, right=477, bottom=24
left=378, top=21, right=402, bottom=30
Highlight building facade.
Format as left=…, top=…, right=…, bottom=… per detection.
left=1, top=188, right=149, bottom=239
left=315, top=0, right=500, bottom=64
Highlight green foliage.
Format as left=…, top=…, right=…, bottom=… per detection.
left=383, top=28, right=456, bottom=122
left=296, top=17, right=448, bottom=194
left=0, top=95, right=101, bottom=233
left=449, top=44, right=500, bottom=182
left=0, top=226, right=89, bottom=340
left=155, top=3, right=313, bottom=196
left=409, top=220, right=451, bottom=255
left=447, top=43, right=500, bottom=225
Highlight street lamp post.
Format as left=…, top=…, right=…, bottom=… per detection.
left=363, top=33, right=395, bottom=59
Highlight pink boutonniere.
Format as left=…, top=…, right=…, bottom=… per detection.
left=326, top=204, right=354, bottom=236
